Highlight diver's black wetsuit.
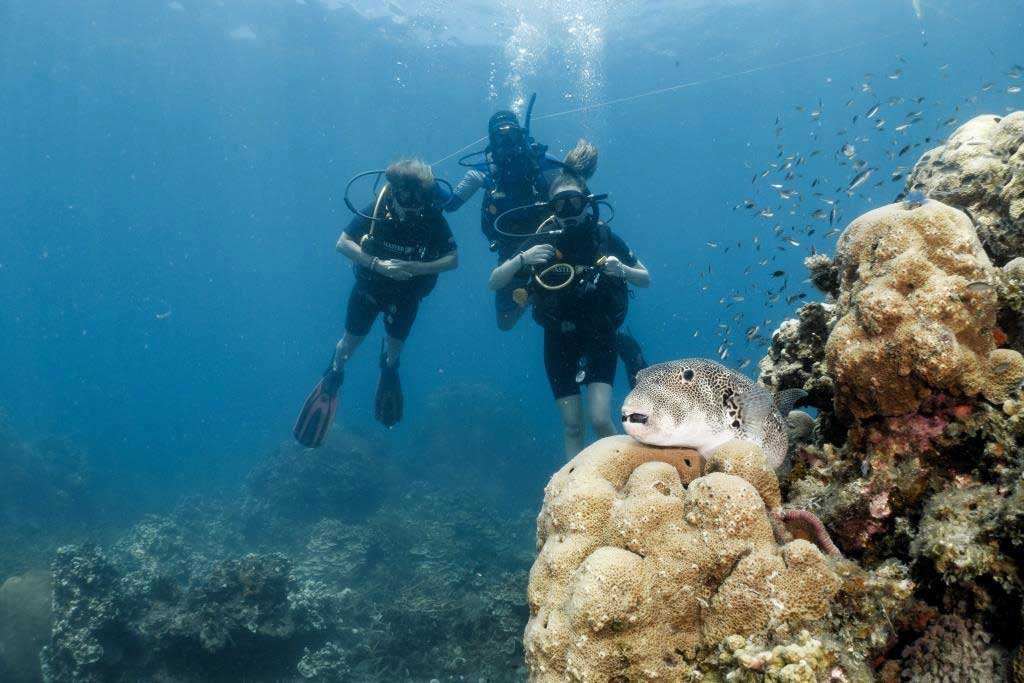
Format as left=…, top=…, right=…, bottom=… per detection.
left=516, top=219, right=638, bottom=399
left=448, top=152, right=562, bottom=315
left=342, top=203, right=456, bottom=341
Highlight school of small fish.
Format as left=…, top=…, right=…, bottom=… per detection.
left=694, top=54, right=1023, bottom=373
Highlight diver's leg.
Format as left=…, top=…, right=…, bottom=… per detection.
left=581, top=328, right=620, bottom=437
left=382, top=336, right=405, bottom=367
left=616, top=329, right=648, bottom=389
left=332, top=333, right=365, bottom=370
left=585, top=382, right=617, bottom=438
left=336, top=282, right=378, bottom=370
left=373, top=291, right=419, bottom=427
left=381, top=291, right=419, bottom=367
left=545, top=326, right=585, bottom=459
left=556, top=395, right=586, bottom=460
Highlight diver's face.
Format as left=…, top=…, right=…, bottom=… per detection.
left=392, top=187, right=426, bottom=223
left=551, top=192, right=590, bottom=230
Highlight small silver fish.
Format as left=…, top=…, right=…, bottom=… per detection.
left=966, top=281, right=994, bottom=292
left=847, top=168, right=874, bottom=192
left=621, top=359, right=807, bottom=468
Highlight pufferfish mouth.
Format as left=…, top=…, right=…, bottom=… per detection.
left=621, top=411, right=649, bottom=424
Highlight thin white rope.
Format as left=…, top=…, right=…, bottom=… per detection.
left=430, top=28, right=910, bottom=167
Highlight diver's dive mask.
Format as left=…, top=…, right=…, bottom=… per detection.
left=550, top=190, right=593, bottom=229
left=390, top=185, right=427, bottom=223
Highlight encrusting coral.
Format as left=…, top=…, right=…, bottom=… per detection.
left=524, top=435, right=841, bottom=681
left=826, top=199, right=998, bottom=419
left=907, top=111, right=1024, bottom=266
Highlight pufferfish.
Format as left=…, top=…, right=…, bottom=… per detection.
left=621, top=359, right=806, bottom=469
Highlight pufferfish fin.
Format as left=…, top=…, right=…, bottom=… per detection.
left=773, top=388, right=808, bottom=417
left=734, top=383, right=774, bottom=439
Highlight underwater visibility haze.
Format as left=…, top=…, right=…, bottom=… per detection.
left=2, top=0, right=1024, bottom=680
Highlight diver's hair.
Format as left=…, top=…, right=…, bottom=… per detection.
left=385, top=158, right=434, bottom=193
left=562, top=139, right=598, bottom=181
left=549, top=139, right=598, bottom=197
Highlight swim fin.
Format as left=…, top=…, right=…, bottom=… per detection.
left=293, top=367, right=344, bottom=448
left=374, top=354, right=403, bottom=427
left=616, top=330, right=648, bottom=389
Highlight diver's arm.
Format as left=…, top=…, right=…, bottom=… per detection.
left=488, top=243, right=555, bottom=290
left=603, top=256, right=651, bottom=288
left=405, top=250, right=458, bottom=276
left=488, top=254, right=524, bottom=291
left=336, top=232, right=375, bottom=269
left=444, top=169, right=487, bottom=212
left=621, top=259, right=651, bottom=287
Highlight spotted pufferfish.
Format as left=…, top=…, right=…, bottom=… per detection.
left=621, top=359, right=806, bottom=469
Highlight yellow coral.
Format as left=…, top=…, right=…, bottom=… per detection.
left=524, top=436, right=840, bottom=681
left=704, top=440, right=782, bottom=510
left=826, top=200, right=996, bottom=419
left=983, top=348, right=1024, bottom=404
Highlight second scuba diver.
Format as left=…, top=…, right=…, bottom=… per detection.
left=488, top=140, right=651, bottom=460
left=294, top=159, right=458, bottom=448
left=446, top=101, right=650, bottom=386
left=446, top=104, right=563, bottom=331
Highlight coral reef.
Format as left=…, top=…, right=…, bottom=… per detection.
left=898, top=614, right=998, bottom=682
left=24, top=382, right=541, bottom=682
left=40, top=544, right=315, bottom=682
left=911, top=484, right=1020, bottom=593
left=805, top=253, right=840, bottom=298
left=758, top=301, right=836, bottom=412
left=754, top=125, right=1024, bottom=680
left=0, top=570, right=53, bottom=683
left=907, top=111, right=1024, bottom=266
left=826, top=200, right=997, bottom=419
left=524, top=436, right=841, bottom=680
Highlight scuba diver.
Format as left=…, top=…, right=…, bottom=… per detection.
left=445, top=103, right=563, bottom=331
left=294, top=159, right=458, bottom=448
left=487, top=140, right=651, bottom=460
left=446, top=98, right=649, bottom=385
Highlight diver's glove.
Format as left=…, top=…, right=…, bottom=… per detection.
left=520, top=244, right=556, bottom=267
left=601, top=255, right=627, bottom=278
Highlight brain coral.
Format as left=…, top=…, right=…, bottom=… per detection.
left=907, top=111, right=1024, bottom=266
left=825, top=200, right=998, bottom=419
left=524, top=436, right=839, bottom=681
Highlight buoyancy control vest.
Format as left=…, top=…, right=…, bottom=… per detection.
left=528, top=219, right=629, bottom=332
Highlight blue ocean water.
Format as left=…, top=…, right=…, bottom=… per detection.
left=1, top=0, right=1022, bottom=553
left=3, top=1, right=1024, bottom=680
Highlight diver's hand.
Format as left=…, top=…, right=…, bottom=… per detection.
left=598, top=255, right=622, bottom=278
left=601, top=256, right=626, bottom=278
left=520, top=244, right=555, bottom=267
left=375, top=259, right=414, bottom=281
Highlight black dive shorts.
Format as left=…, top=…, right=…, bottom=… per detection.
left=543, top=323, right=618, bottom=399
left=344, top=280, right=421, bottom=341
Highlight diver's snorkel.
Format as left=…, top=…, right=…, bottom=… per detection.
left=523, top=92, right=537, bottom=142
